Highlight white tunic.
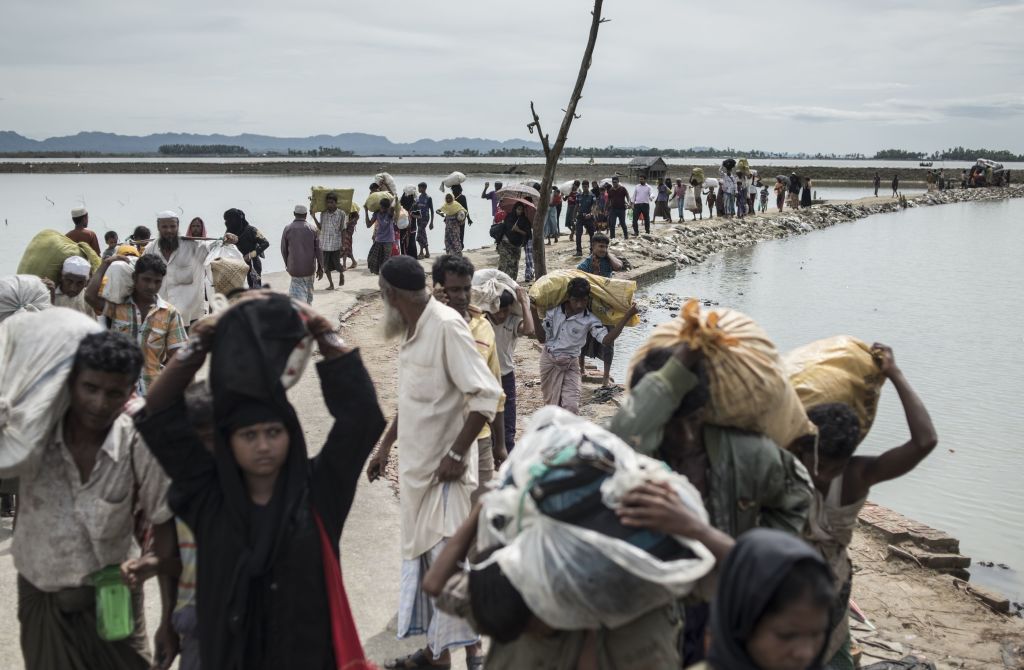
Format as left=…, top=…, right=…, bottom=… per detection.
left=143, top=239, right=214, bottom=323
left=397, top=298, right=502, bottom=559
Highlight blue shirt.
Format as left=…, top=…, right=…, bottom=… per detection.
left=577, top=255, right=613, bottom=278
left=415, top=193, right=433, bottom=228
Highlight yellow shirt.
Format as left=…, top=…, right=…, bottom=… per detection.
left=467, top=307, right=505, bottom=440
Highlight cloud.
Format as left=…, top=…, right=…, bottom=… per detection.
left=711, top=95, right=1024, bottom=125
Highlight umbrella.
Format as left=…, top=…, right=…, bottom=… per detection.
left=496, top=184, right=540, bottom=203
left=499, top=196, right=537, bottom=224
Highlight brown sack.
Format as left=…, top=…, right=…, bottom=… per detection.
left=627, top=299, right=815, bottom=448
left=783, top=336, right=884, bottom=443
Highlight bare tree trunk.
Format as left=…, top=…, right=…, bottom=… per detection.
left=527, top=0, right=606, bottom=279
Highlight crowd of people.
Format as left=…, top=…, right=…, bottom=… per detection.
left=0, top=181, right=948, bottom=670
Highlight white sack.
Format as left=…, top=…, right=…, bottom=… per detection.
left=0, top=308, right=103, bottom=476
left=0, top=275, right=52, bottom=323
left=99, top=258, right=136, bottom=304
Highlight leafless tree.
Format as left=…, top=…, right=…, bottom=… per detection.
left=526, top=0, right=606, bottom=278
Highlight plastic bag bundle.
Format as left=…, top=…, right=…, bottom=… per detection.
left=471, top=268, right=521, bottom=316
left=309, top=187, right=355, bottom=214
left=0, top=275, right=52, bottom=323
left=17, top=230, right=101, bottom=283
left=374, top=172, right=399, bottom=196
left=396, top=208, right=411, bottom=230
left=99, top=258, right=136, bottom=304
left=628, top=300, right=815, bottom=448
left=477, top=407, right=715, bottom=630
left=528, top=269, right=640, bottom=327
left=439, top=171, right=467, bottom=191
left=403, top=185, right=417, bottom=197
left=703, top=177, right=719, bottom=190
left=558, top=180, right=576, bottom=196
left=364, top=191, right=396, bottom=213
left=0, top=308, right=103, bottom=476
left=784, top=336, right=884, bottom=443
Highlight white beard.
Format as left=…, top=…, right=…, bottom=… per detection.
left=381, top=298, right=406, bottom=340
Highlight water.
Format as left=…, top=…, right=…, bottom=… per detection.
left=0, top=172, right=514, bottom=275
left=614, top=197, right=1024, bottom=602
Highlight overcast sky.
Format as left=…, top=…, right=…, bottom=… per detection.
left=2, top=0, right=1022, bottom=154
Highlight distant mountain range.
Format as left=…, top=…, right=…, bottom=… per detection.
left=0, top=131, right=542, bottom=155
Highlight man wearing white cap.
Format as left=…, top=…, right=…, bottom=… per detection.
left=142, top=210, right=237, bottom=325
left=66, top=206, right=102, bottom=256
left=49, top=256, right=96, bottom=316
left=280, top=205, right=321, bottom=304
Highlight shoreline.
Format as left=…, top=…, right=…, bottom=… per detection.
left=0, top=159, right=940, bottom=184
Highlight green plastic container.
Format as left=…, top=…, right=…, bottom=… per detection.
left=92, top=565, right=133, bottom=641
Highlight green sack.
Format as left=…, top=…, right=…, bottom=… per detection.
left=17, top=230, right=101, bottom=282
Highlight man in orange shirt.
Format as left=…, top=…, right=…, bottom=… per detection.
left=66, top=206, right=102, bottom=256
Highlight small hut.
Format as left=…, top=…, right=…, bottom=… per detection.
left=628, top=156, right=668, bottom=182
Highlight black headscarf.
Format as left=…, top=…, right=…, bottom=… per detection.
left=208, top=294, right=312, bottom=666
left=223, top=208, right=249, bottom=236
left=708, top=529, right=833, bottom=670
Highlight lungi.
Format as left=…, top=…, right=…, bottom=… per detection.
left=540, top=349, right=582, bottom=414
left=288, top=275, right=314, bottom=304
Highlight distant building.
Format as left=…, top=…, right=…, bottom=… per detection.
left=628, top=156, right=668, bottom=182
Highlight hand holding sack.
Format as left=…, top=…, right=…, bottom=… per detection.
left=784, top=335, right=885, bottom=444
left=309, top=187, right=356, bottom=214
left=0, top=308, right=103, bottom=476
left=628, top=299, right=815, bottom=449
left=17, top=230, right=101, bottom=283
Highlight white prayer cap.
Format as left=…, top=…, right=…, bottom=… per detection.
left=156, top=210, right=179, bottom=220
left=62, top=255, right=92, bottom=277
left=294, top=204, right=308, bottom=215
left=71, top=206, right=88, bottom=218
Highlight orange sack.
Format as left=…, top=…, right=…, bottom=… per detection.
left=627, top=299, right=815, bottom=448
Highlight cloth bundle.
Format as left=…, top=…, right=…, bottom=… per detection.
left=100, top=258, right=136, bottom=304
left=17, top=230, right=101, bottom=283
left=528, top=269, right=640, bottom=327
left=689, top=167, right=705, bottom=187
left=374, top=172, right=399, bottom=196
left=439, top=171, right=467, bottom=191
left=471, top=269, right=521, bottom=317
left=628, top=299, right=815, bottom=449
left=0, top=275, right=51, bottom=323
left=0, top=308, right=103, bottom=476
left=784, top=336, right=884, bottom=443
left=476, top=406, right=716, bottom=630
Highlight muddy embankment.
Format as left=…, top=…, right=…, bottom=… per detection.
left=0, top=159, right=938, bottom=184
left=603, top=185, right=1024, bottom=268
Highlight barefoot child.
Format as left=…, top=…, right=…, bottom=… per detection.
left=794, top=343, right=937, bottom=670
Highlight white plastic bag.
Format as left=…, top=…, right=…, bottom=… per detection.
left=100, top=258, right=136, bottom=304
left=476, top=407, right=715, bottom=630
left=204, top=241, right=245, bottom=284
left=684, top=186, right=697, bottom=211
left=0, top=275, right=51, bottom=323
left=403, top=185, right=417, bottom=197
left=396, top=207, right=411, bottom=230
left=0, top=308, right=103, bottom=476
left=439, top=171, right=467, bottom=191
left=558, top=180, right=576, bottom=196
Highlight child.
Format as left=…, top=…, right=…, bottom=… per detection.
left=134, top=293, right=386, bottom=670
left=704, top=186, right=717, bottom=219
left=486, top=287, right=535, bottom=453
left=102, top=230, right=119, bottom=259
left=759, top=185, right=769, bottom=213
left=531, top=277, right=636, bottom=413
left=341, top=209, right=359, bottom=270
left=794, top=343, right=937, bottom=669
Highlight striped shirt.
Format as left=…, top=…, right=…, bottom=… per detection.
left=103, top=295, right=187, bottom=395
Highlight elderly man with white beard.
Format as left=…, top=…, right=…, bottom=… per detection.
left=365, top=255, right=501, bottom=670
left=143, top=210, right=237, bottom=326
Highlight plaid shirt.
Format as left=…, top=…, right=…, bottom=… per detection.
left=103, top=295, right=187, bottom=395
left=318, top=209, right=344, bottom=252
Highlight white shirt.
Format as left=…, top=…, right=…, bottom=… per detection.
left=143, top=238, right=215, bottom=323
left=397, top=298, right=502, bottom=559
left=12, top=413, right=173, bottom=591
left=492, top=313, right=523, bottom=377
left=633, top=184, right=653, bottom=203
left=53, top=288, right=95, bottom=318
left=542, top=305, right=608, bottom=358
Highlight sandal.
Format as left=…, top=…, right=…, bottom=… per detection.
left=385, top=649, right=450, bottom=670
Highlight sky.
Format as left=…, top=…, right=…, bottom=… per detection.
left=1, top=0, right=1022, bottom=154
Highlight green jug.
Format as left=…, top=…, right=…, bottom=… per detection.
left=92, top=565, right=134, bottom=641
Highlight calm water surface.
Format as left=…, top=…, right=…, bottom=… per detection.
left=615, top=197, right=1024, bottom=602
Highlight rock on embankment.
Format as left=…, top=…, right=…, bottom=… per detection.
left=609, top=186, right=1024, bottom=267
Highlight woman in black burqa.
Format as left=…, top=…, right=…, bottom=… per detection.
left=223, top=208, right=270, bottom=287
left=135, top=293, right=385, bottom=670
left=701, top=528, right=835, bottom=670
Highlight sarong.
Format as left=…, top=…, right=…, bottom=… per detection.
left=18, top=575, right=150, bottom=670
left=444, top=218, right=463, bottom=256
left=496, top=240, right=521, bottom=281
left=539, top=348, right=582, bottom=414
left=341, top=223, right=356, bottom=256
left=523, top=243, right=535, bottom=281
left=367, top=241, right=390, bottom=274
left=472, top=436, right=494, bottom=505
left=288, top=275, right=314, bottom=304
left=501, top=371, right=517, bottom=452
left=416, top=221, right=429, bottom=251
